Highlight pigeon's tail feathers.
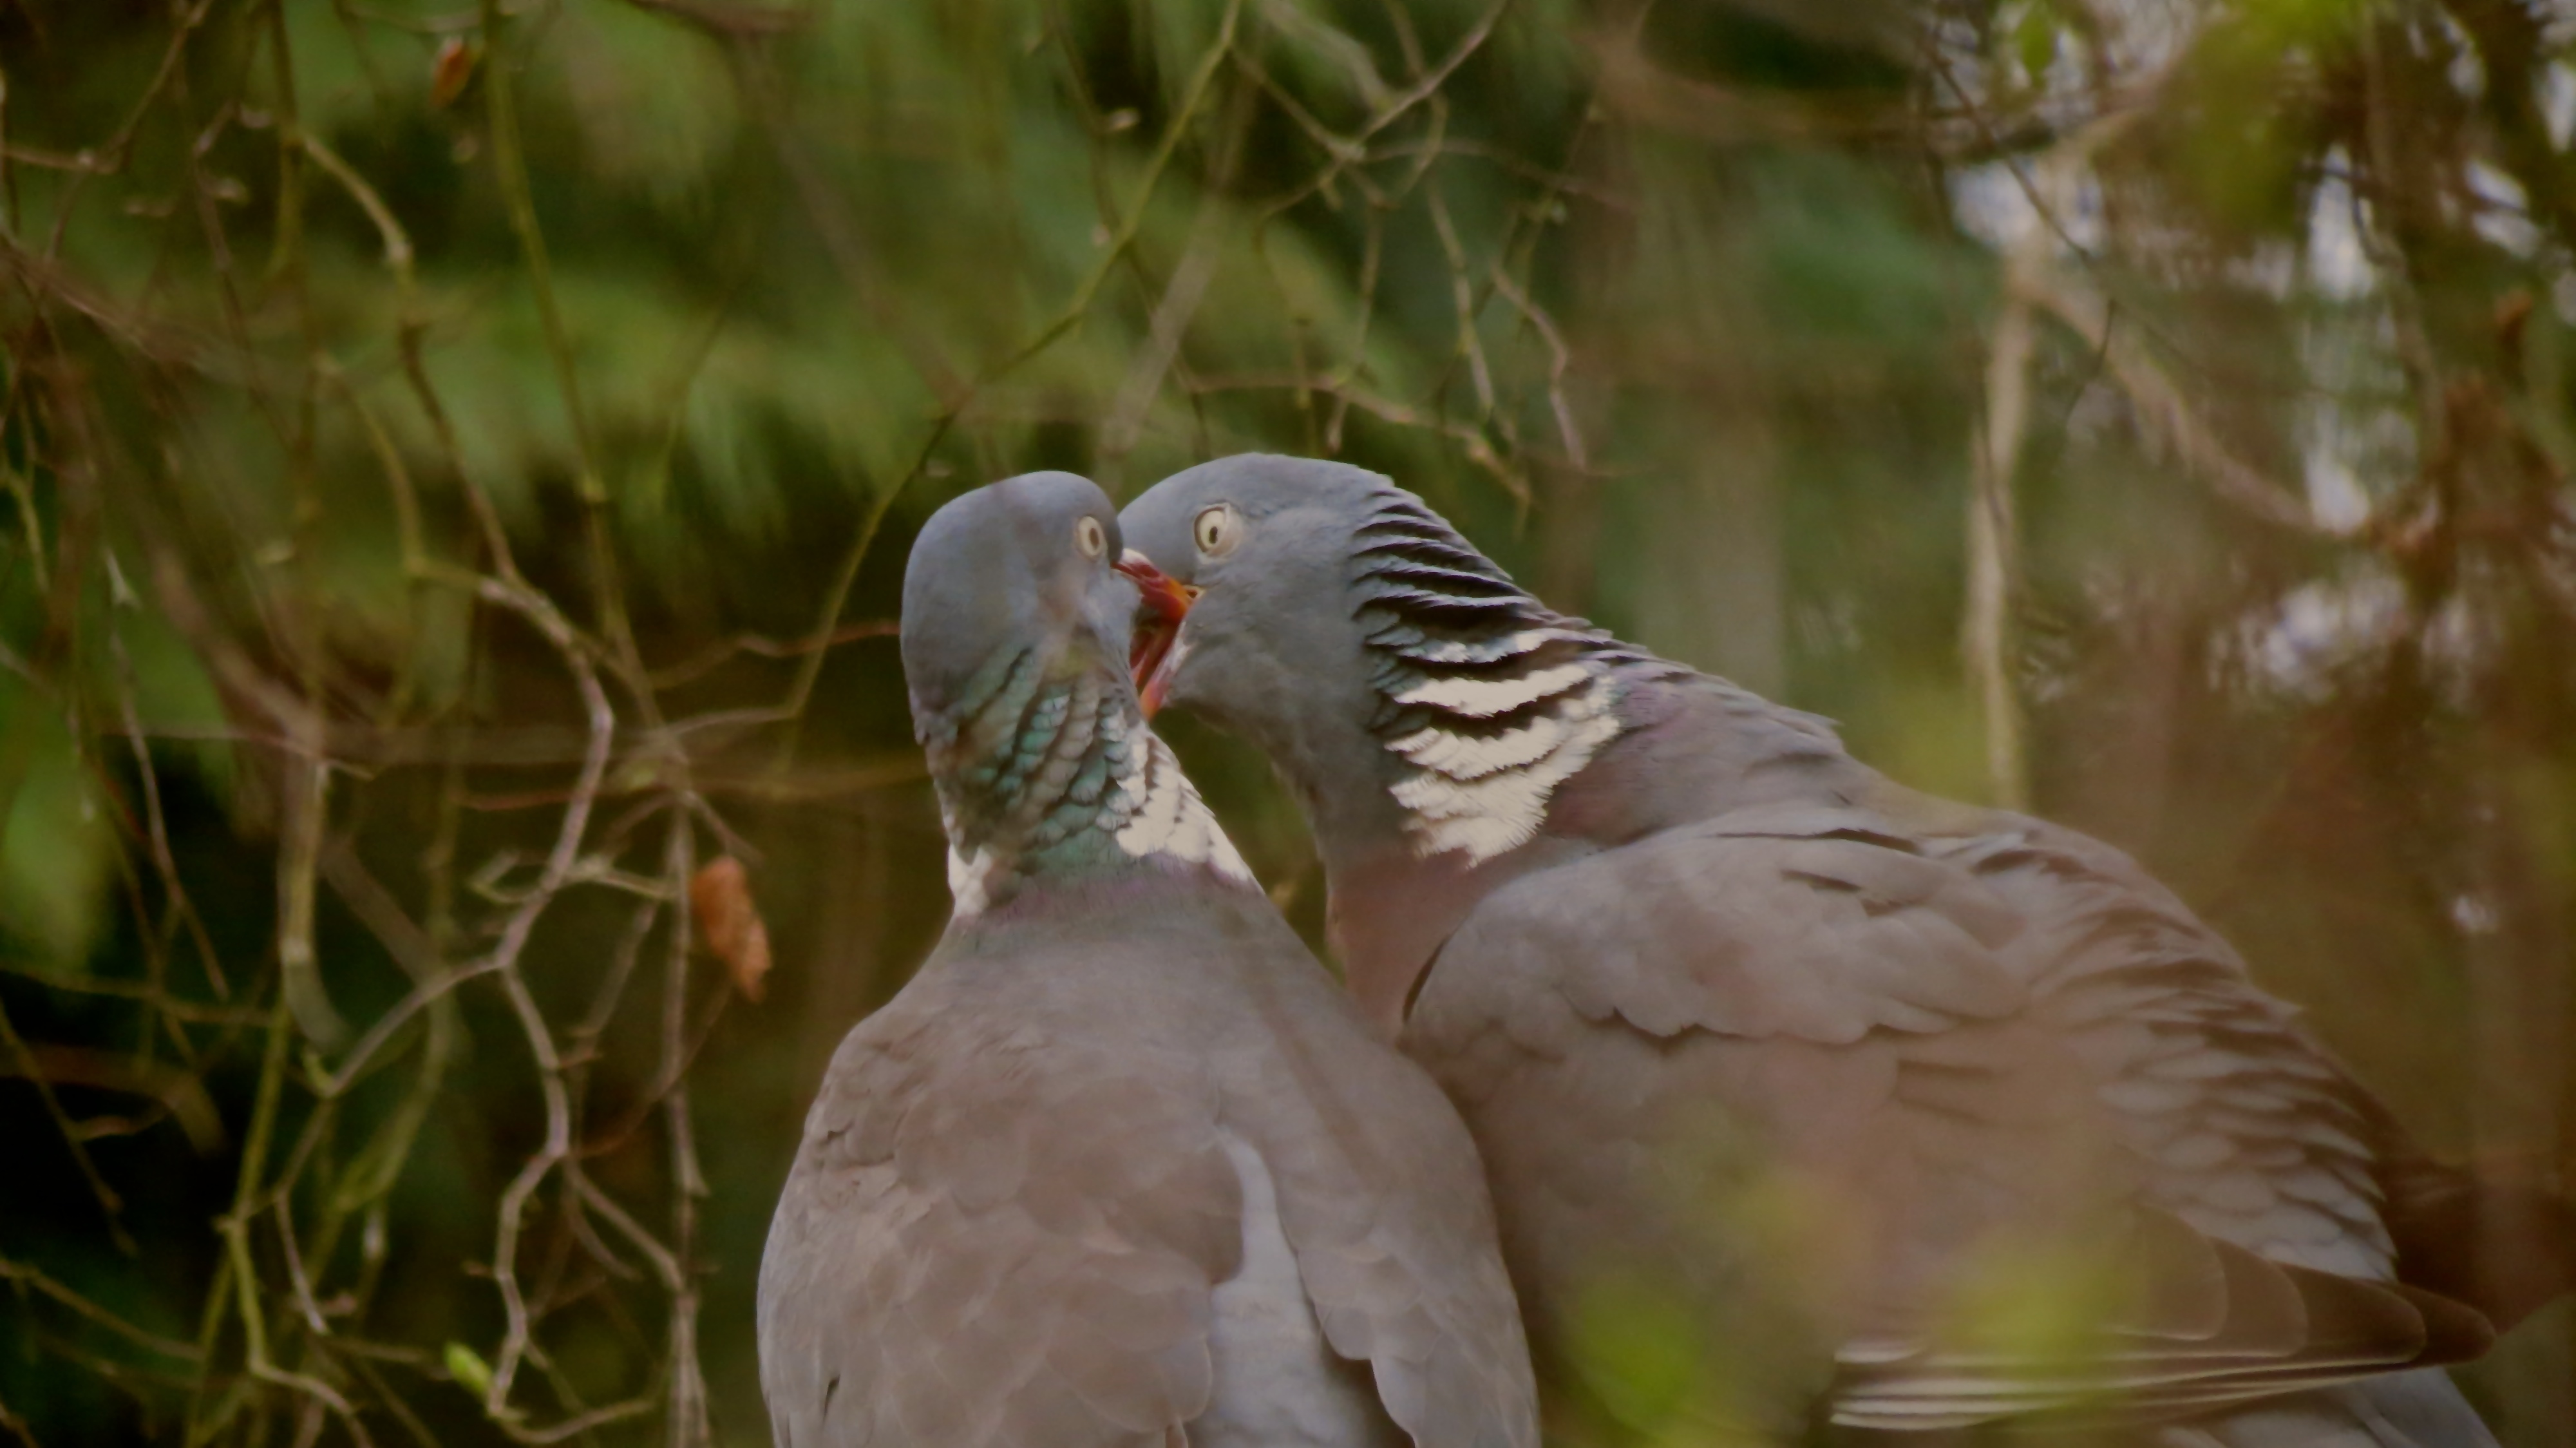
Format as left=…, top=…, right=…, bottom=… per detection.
left=2153, top=1373, right=2499, bottom=1448
left=1827, top=1224, right=2495, bottom=1433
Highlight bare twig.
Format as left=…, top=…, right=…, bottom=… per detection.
left=2017, top=262, right=2331, bottom=538
left=0, top=1257, right=203, bottom=1361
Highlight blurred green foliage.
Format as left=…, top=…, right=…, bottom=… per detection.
left=1, top=0, right=2570, bottom=1443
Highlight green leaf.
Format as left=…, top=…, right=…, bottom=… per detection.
left=0, top=709, right=115, bottom=974
left=443, top=1341, right=494, bottom=1399
left=2014, top=3, right=2060, bottom=83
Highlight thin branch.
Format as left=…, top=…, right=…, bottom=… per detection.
left=0, top=1257, right=203, bottom=1362
left=2018, top=263, right=2331, bottom=537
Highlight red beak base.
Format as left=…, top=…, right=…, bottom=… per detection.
left=1115, top=551, right=1198, bottom=718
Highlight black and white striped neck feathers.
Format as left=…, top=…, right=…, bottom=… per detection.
left=1347, top=497, right=1677, bottom=864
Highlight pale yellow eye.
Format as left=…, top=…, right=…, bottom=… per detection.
left=1074, top=515, right=1107, bottom=558
left=1193, top=504, right=1242, bottom=558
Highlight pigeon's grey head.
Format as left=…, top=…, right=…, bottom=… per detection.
left=1122, top=454, right=1640, bottom=867
left=902, top=471, right=1159, bottom=731
left=903, top=471, right=1253, bottom=911
left=1115, top=455, right=1396, bottom=759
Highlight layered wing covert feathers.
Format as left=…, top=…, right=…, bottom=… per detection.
left=1403, top=801, right=2493, bottom=1435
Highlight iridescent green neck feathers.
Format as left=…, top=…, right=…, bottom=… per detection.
left=920, top=642, right=1251, bottom=917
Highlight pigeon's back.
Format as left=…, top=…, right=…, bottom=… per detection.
left=1403, top=681, right=2501, bottom=1443
left=759, top=875, right=1535, bottom=1448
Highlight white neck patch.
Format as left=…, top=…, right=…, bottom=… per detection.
left=945, top=844, right=999, bottom=919
left=1385, top=660, right=1620, bottom=862
left=1106, top=714, right=1256, bottom=885
left=942, top=710, right=1255, bottom=921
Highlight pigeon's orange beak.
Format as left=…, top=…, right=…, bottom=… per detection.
left=1116, top=551, right=1197, bottom=718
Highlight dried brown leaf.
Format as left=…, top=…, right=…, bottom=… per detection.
left=690, top=857, right=772, bottom=1002
left=431, top=39, right=480, bottom=110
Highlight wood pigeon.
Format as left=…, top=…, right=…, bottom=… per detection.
left=757, top=472, right=1539, bottom=1448
left=1117, top=454, right=2568, bottom=1445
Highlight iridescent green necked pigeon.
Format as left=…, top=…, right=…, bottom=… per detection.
left=757, top=472, right=1539, bottom=1448
left=1119, top=455, right=2568, bottom=1445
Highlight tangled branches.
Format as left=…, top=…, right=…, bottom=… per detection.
left=6, top=0, right=2574, bottom=1443
left=0, top=1, right=1609, bottom=1443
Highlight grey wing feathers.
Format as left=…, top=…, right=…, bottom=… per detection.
left=1828, top=1213, right=2492, bottom=1427
left=1538, top=810, right=2032, bottom=1043
left=759, top=1009, right=1240, bottom=1448
left=1927, top=822, right=2406, bottom=1281
left=2154, top=1373, right=2503, bottom=1448
left=1229, top=958, right=1543, bottom=1448
left=1409, top=806, right=2492, bottom=1433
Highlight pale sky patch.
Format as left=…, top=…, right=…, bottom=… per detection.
left=2306, top=164, right=2374, bottom=300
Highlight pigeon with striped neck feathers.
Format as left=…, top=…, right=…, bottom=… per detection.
left=1119, top=453, right=2568, bottom=1446
left=757, top=471, right=1539, bottom=1448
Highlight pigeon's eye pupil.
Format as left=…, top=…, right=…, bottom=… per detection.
left=1193, top=505, right=1240, bottom=558
left=1074, top=516, right=1106, bottom=558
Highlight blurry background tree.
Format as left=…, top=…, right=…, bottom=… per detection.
left=0, top=0, right=2569, bottom=1443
